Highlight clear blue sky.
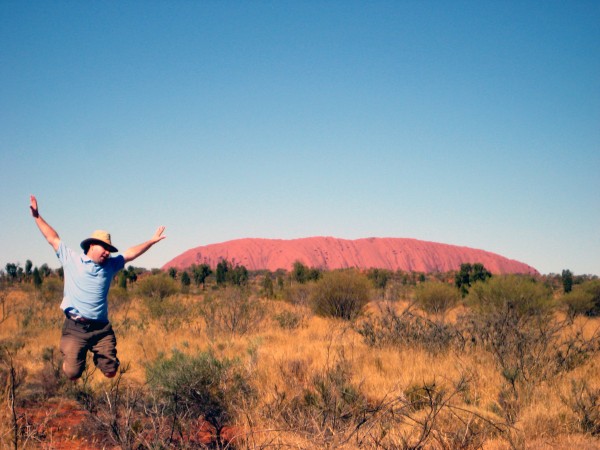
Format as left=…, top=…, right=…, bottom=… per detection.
left=1, top=1, right=599, bottom=275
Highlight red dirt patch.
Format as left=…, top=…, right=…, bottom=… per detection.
left=18, top=398, right=240, bottom=449
left=19, top=398, right=112, bottom=449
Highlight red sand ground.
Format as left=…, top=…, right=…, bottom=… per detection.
left=18, top=398, right=237, bottom=448
left=163, top=236, right=538, bottom=274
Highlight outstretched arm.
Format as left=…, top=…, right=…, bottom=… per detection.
left=123, top=226, right=166, bottom=263
left=30, top=195, right=60, bottom=252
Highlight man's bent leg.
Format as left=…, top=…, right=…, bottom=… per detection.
left=59, top=319, right=89, bottom=380
left=91, top=323, right=120, bottom=378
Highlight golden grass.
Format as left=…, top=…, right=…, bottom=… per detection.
left=2, top=283, right=600, bottom=449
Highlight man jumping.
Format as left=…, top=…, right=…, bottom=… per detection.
left=29, top=195, right=166, bottom=380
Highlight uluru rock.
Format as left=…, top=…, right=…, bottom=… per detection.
left=163, top=237, right=538, bottom=275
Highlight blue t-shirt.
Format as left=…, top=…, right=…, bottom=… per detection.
left=56, top=241, right=125, bottom=322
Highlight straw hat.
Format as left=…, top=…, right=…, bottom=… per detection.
left=80, top=230, right=119, bottom=253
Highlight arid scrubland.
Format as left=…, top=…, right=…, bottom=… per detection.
left=1, top=265, right=599, bottom=449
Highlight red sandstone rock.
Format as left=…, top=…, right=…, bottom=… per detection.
left=162, top=237, right=538, bottom=275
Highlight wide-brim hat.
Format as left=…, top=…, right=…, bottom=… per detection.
left=80, top=230, right=119, bottom=253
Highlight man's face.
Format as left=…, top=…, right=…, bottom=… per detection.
left=88, top=243, right=111, bottom=264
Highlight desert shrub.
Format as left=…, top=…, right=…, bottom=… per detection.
left=466, top=275, right=554, bottom=319
left=136, top=274, right=181, bottom=330
left=460, top=274, right=600, bottom=411
left=383, top=279, right=411, bottom=302
left=146, top=350, right=255, bottom=444
left=0, top=288, right=9, bottom=325
left=108, top=286, right=130, bottom=313
left=356, top=302, right=461, bottom=354
left=579, top=280, right=600, bottom=316
left=200, top=287, right=266, bottom=337
left=414, top=281, right=460, bottom=317
left=561, top=379, right=600, bottom=435
left=462, top=276, right=555, bottom=385
left=366, top=268, right=393, bottom=290
left=0, top=342, right=27, bottom=450
left=17, top=281, right=60, bottom=330
left=142, top=294, right=187, bottom=332
left=40, top=276, right=63, bottom=304
left=261, top=272, right=275, bottom=298
left=311, top=270, right=370, bottom=321
left=561, top=289, right=595, bottom=320
left=284, top=282, right=314, bottom=307
left=29, top=346, right=66, bottom=400
left=380, top=376, right=504, bottom=449
left=267, top=351, right=371, bottom=446
left=135, top=273, right=178, bottom=302
left=274, top=310, right=303, bottom=330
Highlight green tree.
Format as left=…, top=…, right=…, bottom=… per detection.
left=292, top=261, right=321, bottom=284
left=117, top=271, right=128, bottom=290
left=262, top=272, right=274, bottom=298
left=168, top=267, right=177, bottom=279
left=216, top=259, right=230, bottom=285
left=367, top=268, right=392, bottom=290
left=455, top=263, right=472, bottom=296
left=292, top=261, right=308, bottom=283
left=562, top=269, right=574, bottom=293
left=191, top=264, right=212, bottom=289
left=5, top=263, right=18, bottom=281
left=228, top=265, right=248, bottom=286
left=39, top=264, right=52, bottom=278
left=180, top=271, right=191, bottom=289
left=32, top=267, right=43, bottom=289
left=455, top=262, right=491, bottom=297
left=126, top=265, right=139, bottom=284
left=25, top=260, right=33, bottom=280
left=471, top=263, right=492, bottom=283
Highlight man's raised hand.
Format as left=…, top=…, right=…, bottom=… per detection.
left=30, top=195, right=39, bottom=218
left=152, top=226, right=167, bottom=244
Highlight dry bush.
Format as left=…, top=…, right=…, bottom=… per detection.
left=142, top=293, right=189, bottom=332
left=284, top=281, right=314, bottom=307
left=355, top=301, right=462, bottom=355
left=311, top=270, right=371, bottom=321
left=561, top=378, right=600, bottom=435
left=462, top=276, right=600, bottom=388
left=200, top=287, right=266, bottom=337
